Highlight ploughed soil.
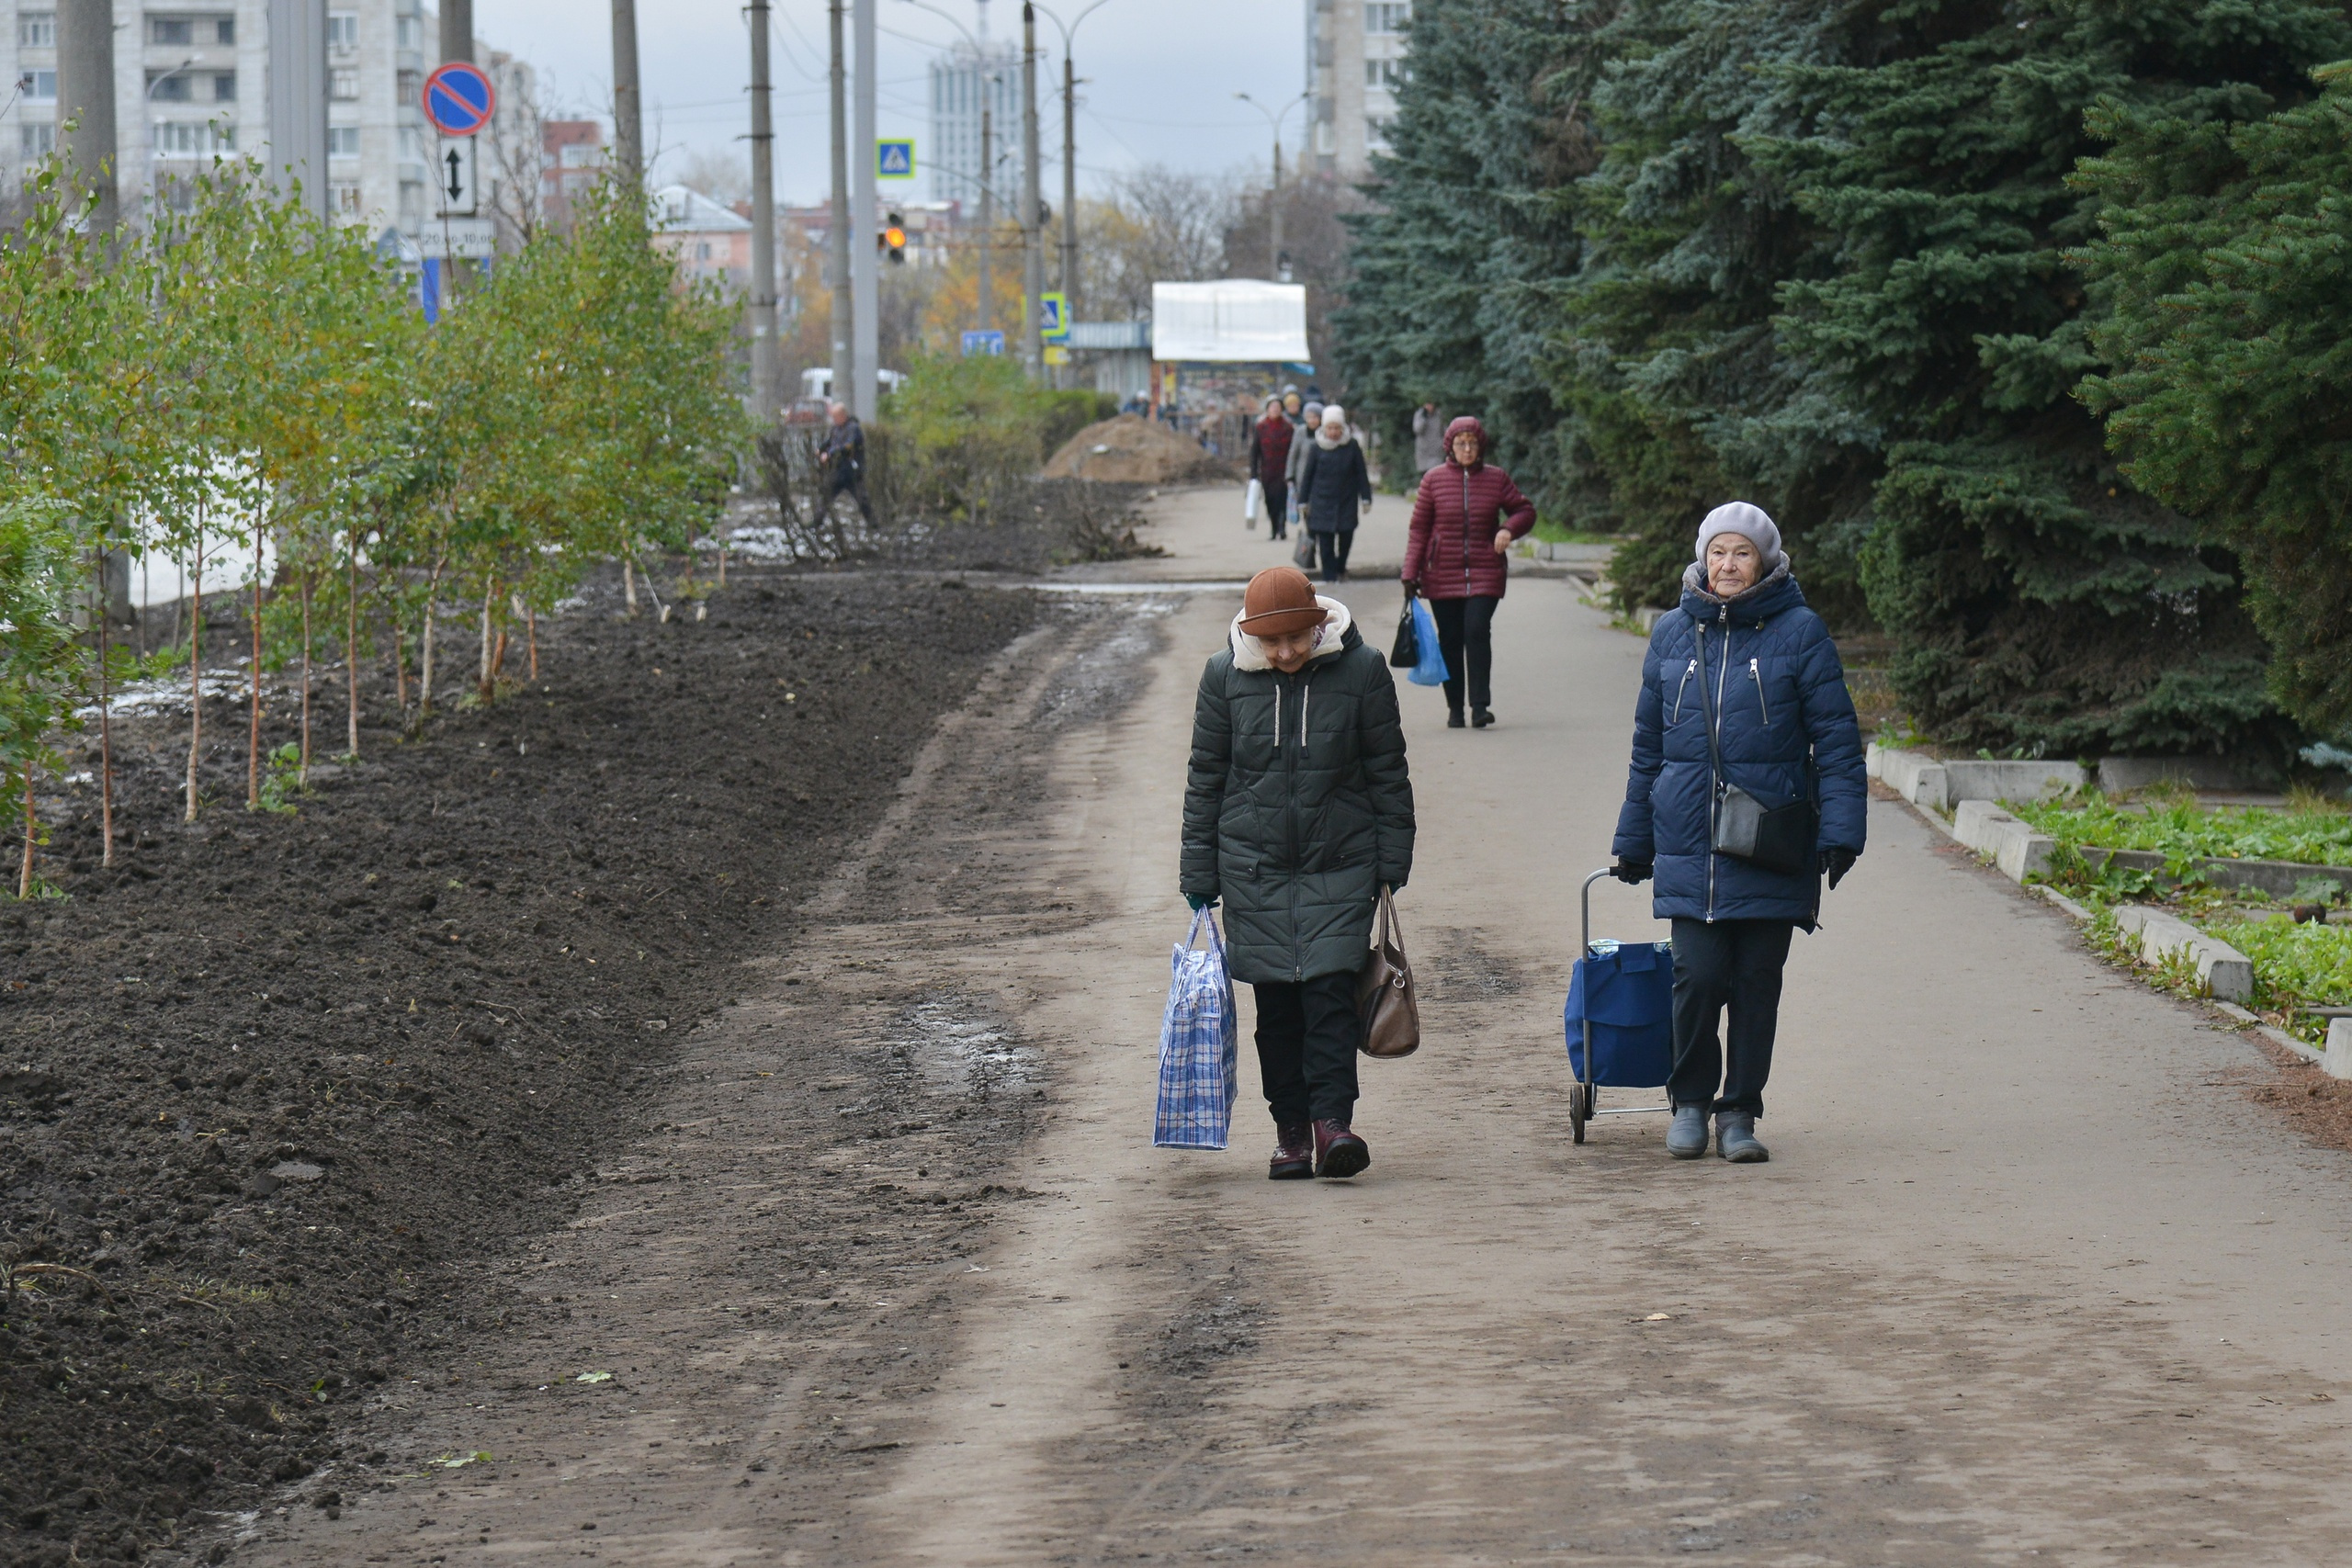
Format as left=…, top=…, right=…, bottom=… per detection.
left=0, top=567, right=1037, bottom=1566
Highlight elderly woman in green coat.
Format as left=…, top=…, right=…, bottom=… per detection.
left=1182, top=566, right=1416, bottom=1180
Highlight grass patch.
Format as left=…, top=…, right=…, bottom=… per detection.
left=2012, top=790, right=2352, bottom=869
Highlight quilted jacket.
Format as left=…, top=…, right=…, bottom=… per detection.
left=1182, top=598, right=1416, bottom=984
left=1402, top=418, right=1536, bottom=600
left=1611, top=563, right=1868, bottom=928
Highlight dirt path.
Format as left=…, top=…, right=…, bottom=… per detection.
left=232, top=492, right=2352, bottom=1565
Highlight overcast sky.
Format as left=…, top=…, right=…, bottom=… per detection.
left=474, top=0, right=1310, bottom=203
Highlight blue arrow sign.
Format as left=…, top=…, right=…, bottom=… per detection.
left=961, top=330, right=1006, bottom=357
left=422, top=62, right=497, bottom=138
left=876, top=140, right=915, bottom=179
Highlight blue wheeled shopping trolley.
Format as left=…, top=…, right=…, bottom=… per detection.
left=1563, top=868, right=1675, bottom=1144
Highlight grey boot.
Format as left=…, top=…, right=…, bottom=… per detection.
left=1667, top=1103, right=1710, bottom=1159
left=1715, top=1111, right=1769, bottom=1163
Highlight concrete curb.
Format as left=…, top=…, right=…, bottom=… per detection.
left=1867, top=743, right=2086, bottom=812
left=2113, top=905, right=2254, bottom=1002
left=2215, top=1001, right=2326, bottom=1068
left=1953, top=800, right=2057, bottom=883
left=2330, top=1018, right=2352, bottom=1079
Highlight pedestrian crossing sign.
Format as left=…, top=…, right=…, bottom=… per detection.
left=1039, top=291, right=1069, bottom=342
left=876, top=140, right=915, bottom=179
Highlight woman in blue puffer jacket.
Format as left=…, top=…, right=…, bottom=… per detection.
left=1610, top=502, right=1867, bottom=1164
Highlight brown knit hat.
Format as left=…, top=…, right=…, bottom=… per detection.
left=1238, top=566, right=1328, bottom=638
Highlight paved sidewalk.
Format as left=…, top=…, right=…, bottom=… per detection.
left=859, top=486, right=2352, bottom=1563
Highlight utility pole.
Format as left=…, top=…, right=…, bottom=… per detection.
left=56, top=0, right=119, bottom=235
left=851, top=0, right=879, bottom=422
left=748, top=0, right=780, bottom=422
left=1059, top=51, right=1078, bottom=317
left=977, top=96, right=993, bottom=333
left=828, top=0, right=854, bottom=402
left=1270, top=133, right=1283, bottom=281
left=1020, top=4, right=1043, bottom=378
left=612, top=1, right=643, bottom=193
left=440, top=0, right=473, bottom=62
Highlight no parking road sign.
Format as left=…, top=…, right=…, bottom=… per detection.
left=423, top=62, right=497, bottom=138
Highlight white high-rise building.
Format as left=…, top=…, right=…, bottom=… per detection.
left=2, top=2, right=538, bottom=241
left=926, top=34, right=1016, bottom=210
left=1308, top=0, right=1408, bottom=181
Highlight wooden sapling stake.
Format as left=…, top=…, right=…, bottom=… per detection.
left=185, top=512, right=204, bottom=823
left=623, top=558, right=639, bottom=616
left=19, top=761, right=35, bottom=899
left=345, top=534, right=361, bottom=760
left=526, top=604, right=537, bottom=682
left=418, top=558, right=445, bottom=719
left=299, top=570, right=313, bottom=784
left=478, top=584, right=494, bottom=702
left=247, top=525, right=263, bottom=808
left=95, top=549, right=114, bottom=869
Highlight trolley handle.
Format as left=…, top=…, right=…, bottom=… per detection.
left=1579, top=866, right=1615, bottom=959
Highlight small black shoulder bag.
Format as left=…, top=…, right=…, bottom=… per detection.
left=1695, top=623, right=1816, bottom=878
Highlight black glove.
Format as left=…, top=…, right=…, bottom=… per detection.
left=1185, top=892, right=1218, bottom=911
left=1611, top=860, right=1653, bottom=885
left=1823, top=847, right=1857, bottom=890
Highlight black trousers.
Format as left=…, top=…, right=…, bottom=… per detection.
left=1668, top=918, right=1795, bottom=1116
left=1428, top=594, right=1498, bottom=715
left=1262, top=478, right=1289, bottom=537
left=826, top=467, right=873, bottom=522
left=1253, top=968, right=1362, bottom=1125
left=1312, top=528, right=1353, bottom=581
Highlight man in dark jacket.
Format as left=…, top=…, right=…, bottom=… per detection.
left=1250, top=396, right=1297, bottom=540
left=1182, top=567, right=1415, bottom=1180
left=1401, top=416, right=1537, bottom=728
left=1610, top=502, right=1867, bottom=1164
left=818, top=401, right=872, bottom=523
left=1295, top=405, right=1374, bottom=583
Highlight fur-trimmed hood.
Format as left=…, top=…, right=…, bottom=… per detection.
left=1228, top=594, right=1353, bottom=671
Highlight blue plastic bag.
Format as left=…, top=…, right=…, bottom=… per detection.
left=1407, top=596, right=1448, bottom=686
left=1155, top=908, right=1239, bottom=1148
left=1564, top=939, right=1675, bottom=1087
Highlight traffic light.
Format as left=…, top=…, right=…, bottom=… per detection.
left=880, top=211, right=907, bottom=265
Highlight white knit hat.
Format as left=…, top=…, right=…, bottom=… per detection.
left=1695, top=502, right=1783, bottom=570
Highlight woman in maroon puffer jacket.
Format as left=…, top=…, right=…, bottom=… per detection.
left=1401, top=416, right=1536, bottom=728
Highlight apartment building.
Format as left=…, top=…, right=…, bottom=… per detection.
left=1307, top=0, right=1408, bottom=182
left=927, top=37, right=1018, bottom=210
left=3, top=2, right=538, bottom=242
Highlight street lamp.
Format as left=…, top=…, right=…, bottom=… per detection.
left=1029, top=0, right=1114, bottom=323
left=143, top=55, right=199, bottom=212
left=1235, top=89, right=1308, bottom=281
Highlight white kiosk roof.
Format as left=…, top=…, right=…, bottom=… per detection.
left=1149, top=280, right=1310, bottom=363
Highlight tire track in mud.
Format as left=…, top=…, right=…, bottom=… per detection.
left=214, top=593, right=1177, bottom=1565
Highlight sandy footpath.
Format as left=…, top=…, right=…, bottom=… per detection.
left=240, top=491, right=2352, bottom=1565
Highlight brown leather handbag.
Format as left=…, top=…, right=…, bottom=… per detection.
left=1356, top=886, right=1420, bottom=1059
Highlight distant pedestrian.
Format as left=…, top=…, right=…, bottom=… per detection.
left=1412, top=402, right=1447, bottom=473
left=1250, top=395, right=1296, bottom=541
left=1296, top=405, right=1373, bottom=583
left=1609, top=502, right=1867, bottom=1164
left=1182, top=566, right=1415, bottom=1180
left=1400, top=417, right=1534, bottom=728
left=818, top=401, right=872, bottom=524
left=1284, top=400, right=1321, bottom=531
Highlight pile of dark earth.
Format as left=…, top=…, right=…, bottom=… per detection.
left=0, top=565, right=1037, bottom=1566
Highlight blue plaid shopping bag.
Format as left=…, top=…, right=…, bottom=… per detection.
left=1154, top=907, right=1238, bottom=1148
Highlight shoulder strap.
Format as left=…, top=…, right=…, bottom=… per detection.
left=1695, top=621, right=1724, bottom=800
